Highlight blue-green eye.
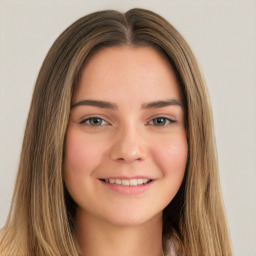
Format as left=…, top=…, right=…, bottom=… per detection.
left=81, top=117, right=107, bottom=126
left=149, top=117, right=174, bottom=126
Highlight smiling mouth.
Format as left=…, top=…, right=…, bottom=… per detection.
left=100, top=178, right=152, bottom=186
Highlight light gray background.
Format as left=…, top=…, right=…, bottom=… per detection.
left=0, top=1, right=255, bottom=255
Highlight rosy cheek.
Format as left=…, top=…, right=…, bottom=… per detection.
left=64, top=127, right=103, bottom=176
left=167, top=138, right=188, bottom=164
left=152, top=134, right=188, bottom=176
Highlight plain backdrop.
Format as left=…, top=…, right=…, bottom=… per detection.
left=0, top=0, right=255, bottom=255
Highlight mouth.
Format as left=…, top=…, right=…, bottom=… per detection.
left=98, top=177, right=154, bottom=195
left=100, top=178, right=153, bottom=186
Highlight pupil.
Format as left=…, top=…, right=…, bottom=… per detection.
left=91, top=118, right=101, bottom=125
left=154, top=118, right=165, bottom=126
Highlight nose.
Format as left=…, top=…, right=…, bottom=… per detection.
left=109, top=125, right=146, bottom=163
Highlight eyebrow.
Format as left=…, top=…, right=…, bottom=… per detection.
left=71, top=100, right=118, bottom=110
left=71, top=99, right=183, bottom=110
left=142, top=99, right=183, bottom=109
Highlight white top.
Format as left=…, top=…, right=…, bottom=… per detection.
left=166, top=239, right=178, bottom=256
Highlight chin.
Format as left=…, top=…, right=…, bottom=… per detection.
left=100, top=209, right=162, bottom=228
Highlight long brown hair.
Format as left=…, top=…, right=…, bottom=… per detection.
left=1, top=8, right=233, bottom=255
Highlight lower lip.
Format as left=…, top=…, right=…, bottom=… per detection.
left=100, top=180, right=154, bottom=195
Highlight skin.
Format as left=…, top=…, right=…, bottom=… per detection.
left=64, top=46, right=188, bottom=256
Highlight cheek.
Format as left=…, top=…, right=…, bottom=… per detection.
left=152, top=132, right=188, bottom=177
left=64, top=127, right=105, bottom=180
left=149, top=131, right=187, bottom=209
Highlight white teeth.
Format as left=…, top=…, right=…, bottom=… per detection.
left=130, top=179, right=138, bottom=186
left=122, top=180, right=129, bottom=186
left=143, top=179, right=148, bottom=183
left=137, top=179, right=143, bottom=185
left=104, top=178, right=151, bottom=186
left=115, top=179, right=122, bottom=185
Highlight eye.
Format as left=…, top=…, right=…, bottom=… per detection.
left=80, top=117, right=108, bottom=126
left=149, top=117, right=175, bottom=126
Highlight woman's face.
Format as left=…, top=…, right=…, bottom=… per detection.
left=64, top=46, right=187, bottom=227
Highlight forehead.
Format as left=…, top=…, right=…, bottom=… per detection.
left=73, top=46, right=182, bottom=104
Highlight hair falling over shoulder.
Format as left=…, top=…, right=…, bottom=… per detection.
left=0, top=8, right=233, bottom=256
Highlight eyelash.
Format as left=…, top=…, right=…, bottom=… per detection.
left=148, top=117, right=176, bottom=127
left=80, top=117, right=108, bottom=126
left=79, top=116, right=176, bottom=128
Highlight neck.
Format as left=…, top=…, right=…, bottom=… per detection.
left=74, top=210, right=163, bottom=256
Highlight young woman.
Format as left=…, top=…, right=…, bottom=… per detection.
left=0, top=8, right=233, bottom=256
